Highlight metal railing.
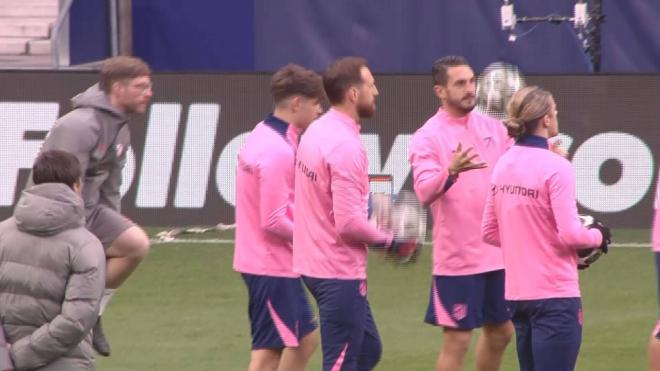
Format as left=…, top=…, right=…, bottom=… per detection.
left=51, top=0, right=132, bottom=68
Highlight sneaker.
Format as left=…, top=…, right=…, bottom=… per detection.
left=92, top=317, right=111, bottom=357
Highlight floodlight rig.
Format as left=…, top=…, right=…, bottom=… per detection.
left=500, top=0, right=604, bottom=72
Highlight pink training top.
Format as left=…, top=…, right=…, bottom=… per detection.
left=233, top=115, right=298, bottom=277
left=482, top=136, right=603, bottom=300
left=653, top=172, right=660, bottom=252
left=408, top=108, right=511, bottom=276
left=293, top=109, right=393, bottom=279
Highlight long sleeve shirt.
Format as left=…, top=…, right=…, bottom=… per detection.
left=481, top=135, right=603, bottom=300
left=293, top=109, right=393, bottom=279
left=408, top=108, right=511, bottom=276
left=653, top=172, right=660, bottom=252
left=233, top=115, right=298, bottom=277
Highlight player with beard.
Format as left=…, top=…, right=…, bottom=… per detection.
left=408, top=56, right=514, bottom=371
left=293, top=57, right=394, bottom=371
left=29, top=56, right=153, bottom=357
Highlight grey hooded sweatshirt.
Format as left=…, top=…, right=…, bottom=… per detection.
left=34, top=84, right=131, bottom=215
left=0, top=183, right=105, bottom=370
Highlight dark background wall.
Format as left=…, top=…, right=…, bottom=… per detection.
left=69, top=0, right=660, bottom=73
left=0, top=71, right=657, bottom=227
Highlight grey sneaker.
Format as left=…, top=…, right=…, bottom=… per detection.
left=92, top=317, right=111, bottom=357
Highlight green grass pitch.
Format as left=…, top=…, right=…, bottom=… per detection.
left=97, top=228, right=657, bottom=370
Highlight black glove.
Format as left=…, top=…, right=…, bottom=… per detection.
left=387, top=237, right=422, bottom=264
left=589, top=221, right=611, bottom=254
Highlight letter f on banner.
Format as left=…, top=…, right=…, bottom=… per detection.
left=0, top=102, right=59, bottom=206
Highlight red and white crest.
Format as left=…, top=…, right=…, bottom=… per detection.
left=452, top=303, right=468, bottom=321
left=359, top=281, right=368, bottom=297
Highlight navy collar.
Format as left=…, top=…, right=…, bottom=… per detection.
left=263, top=114, right=289, bottom=138
left=516, top=134, right=549, bottom=149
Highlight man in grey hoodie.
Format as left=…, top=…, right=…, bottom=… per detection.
left=0, top=150, right=106, bottom=370
left=32, top=56, right=153, bottom=356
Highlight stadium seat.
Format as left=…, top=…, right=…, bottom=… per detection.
left=0, top=0, right=57, bottom=56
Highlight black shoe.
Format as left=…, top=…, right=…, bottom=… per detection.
left=92, top=317, right=111, bottom=357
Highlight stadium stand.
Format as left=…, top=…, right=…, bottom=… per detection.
left=0, top=0, right=57, bottom=67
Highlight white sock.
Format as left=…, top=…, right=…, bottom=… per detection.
left=99, top=289, right=116, bottom=316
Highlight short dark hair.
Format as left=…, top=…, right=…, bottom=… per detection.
left=432, top=55, right=470, bottom=86
left=32, top=150, right=82, bottom=189
left=323, top=57, right=368, bottom=105
left=99, top=56, right=152, bottom=94
left=271, top=64, right=325, bottom=105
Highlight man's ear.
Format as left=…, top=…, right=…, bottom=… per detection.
left=346, top=86, right=359, bottom=103
left=110, top=80, right=125, bottom=95
left=433, top=85, right=445, bottom=100
left=290, top=96, right=301, bottom=112
left=73, top=179, right=82, bottom=194
left=542, top=114, right=551, bottom=128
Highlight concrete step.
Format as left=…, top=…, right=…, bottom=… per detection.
left=27, top=38, right=50, bottom=55
left=0, top=6, right=58, bottom=17
left=0, top=18, right=53, bottom=38
left=0, top=54, right=52, bottom=68
left=0, top=37, right=29, bottom=55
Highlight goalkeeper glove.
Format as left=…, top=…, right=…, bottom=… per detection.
left=589, top=220, right=611, bottom=253
left=387, top=237, right=422, bottom=264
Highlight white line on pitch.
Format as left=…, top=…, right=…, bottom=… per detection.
left=152, top=239, right=651, bottom=249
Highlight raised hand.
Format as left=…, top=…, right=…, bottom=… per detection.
left=448, top=142, right=487, bottom=176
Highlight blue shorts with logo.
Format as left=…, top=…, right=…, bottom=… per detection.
left=507, top=298, right=583, bottom=371
left=303, top=277, right=382, bottom=371
left=424, top=269, right=510, bottom=329
left=241, top=273, right=317, bottom=349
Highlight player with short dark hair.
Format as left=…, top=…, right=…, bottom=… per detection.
left=29, top=56, right=153, bottom=357
left=0, top=150, right=105, bottom=370
left=233, top=63, right=325, bottom=371
left=409, top=56, right=514, bottom=371
left=482, top=86, right=610, bottom=371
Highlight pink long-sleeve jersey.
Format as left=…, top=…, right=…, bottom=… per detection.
left=293, top=109, right=393, bottom=279
left=408, top=108, right=511, bottom=276
left=233, top=115, right=299, bottom=277
left=482, top=136, right=603, bottom=300
left=653, top=172, right=660, bottom=252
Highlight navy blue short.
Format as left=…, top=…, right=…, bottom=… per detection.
left=507, top=298, right=582, bottom=371
left=241, top=273, right=317, bottom=349
left=303, top=277, right=382, bottom=371
left=654, top=252, right=660, bottom=339
left=424, top=269, right=510, bottom=329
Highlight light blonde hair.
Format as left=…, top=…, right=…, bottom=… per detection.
left=505, top=86, right=553, bottom=139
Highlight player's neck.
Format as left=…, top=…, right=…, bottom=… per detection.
left=332, top=104, right=360, bottom=123
left=441, top=104, right=471, bottom=119
left=108, top=94, right=127, bottom=114
left=272, top=108, right=294, bottom=127
left=531, top=127, right=550, bottom=139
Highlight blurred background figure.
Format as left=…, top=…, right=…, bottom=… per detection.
left=476, top=62, right=526, bottom=121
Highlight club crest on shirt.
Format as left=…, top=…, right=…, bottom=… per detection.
left=452, top=303, right=468, bottom=321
